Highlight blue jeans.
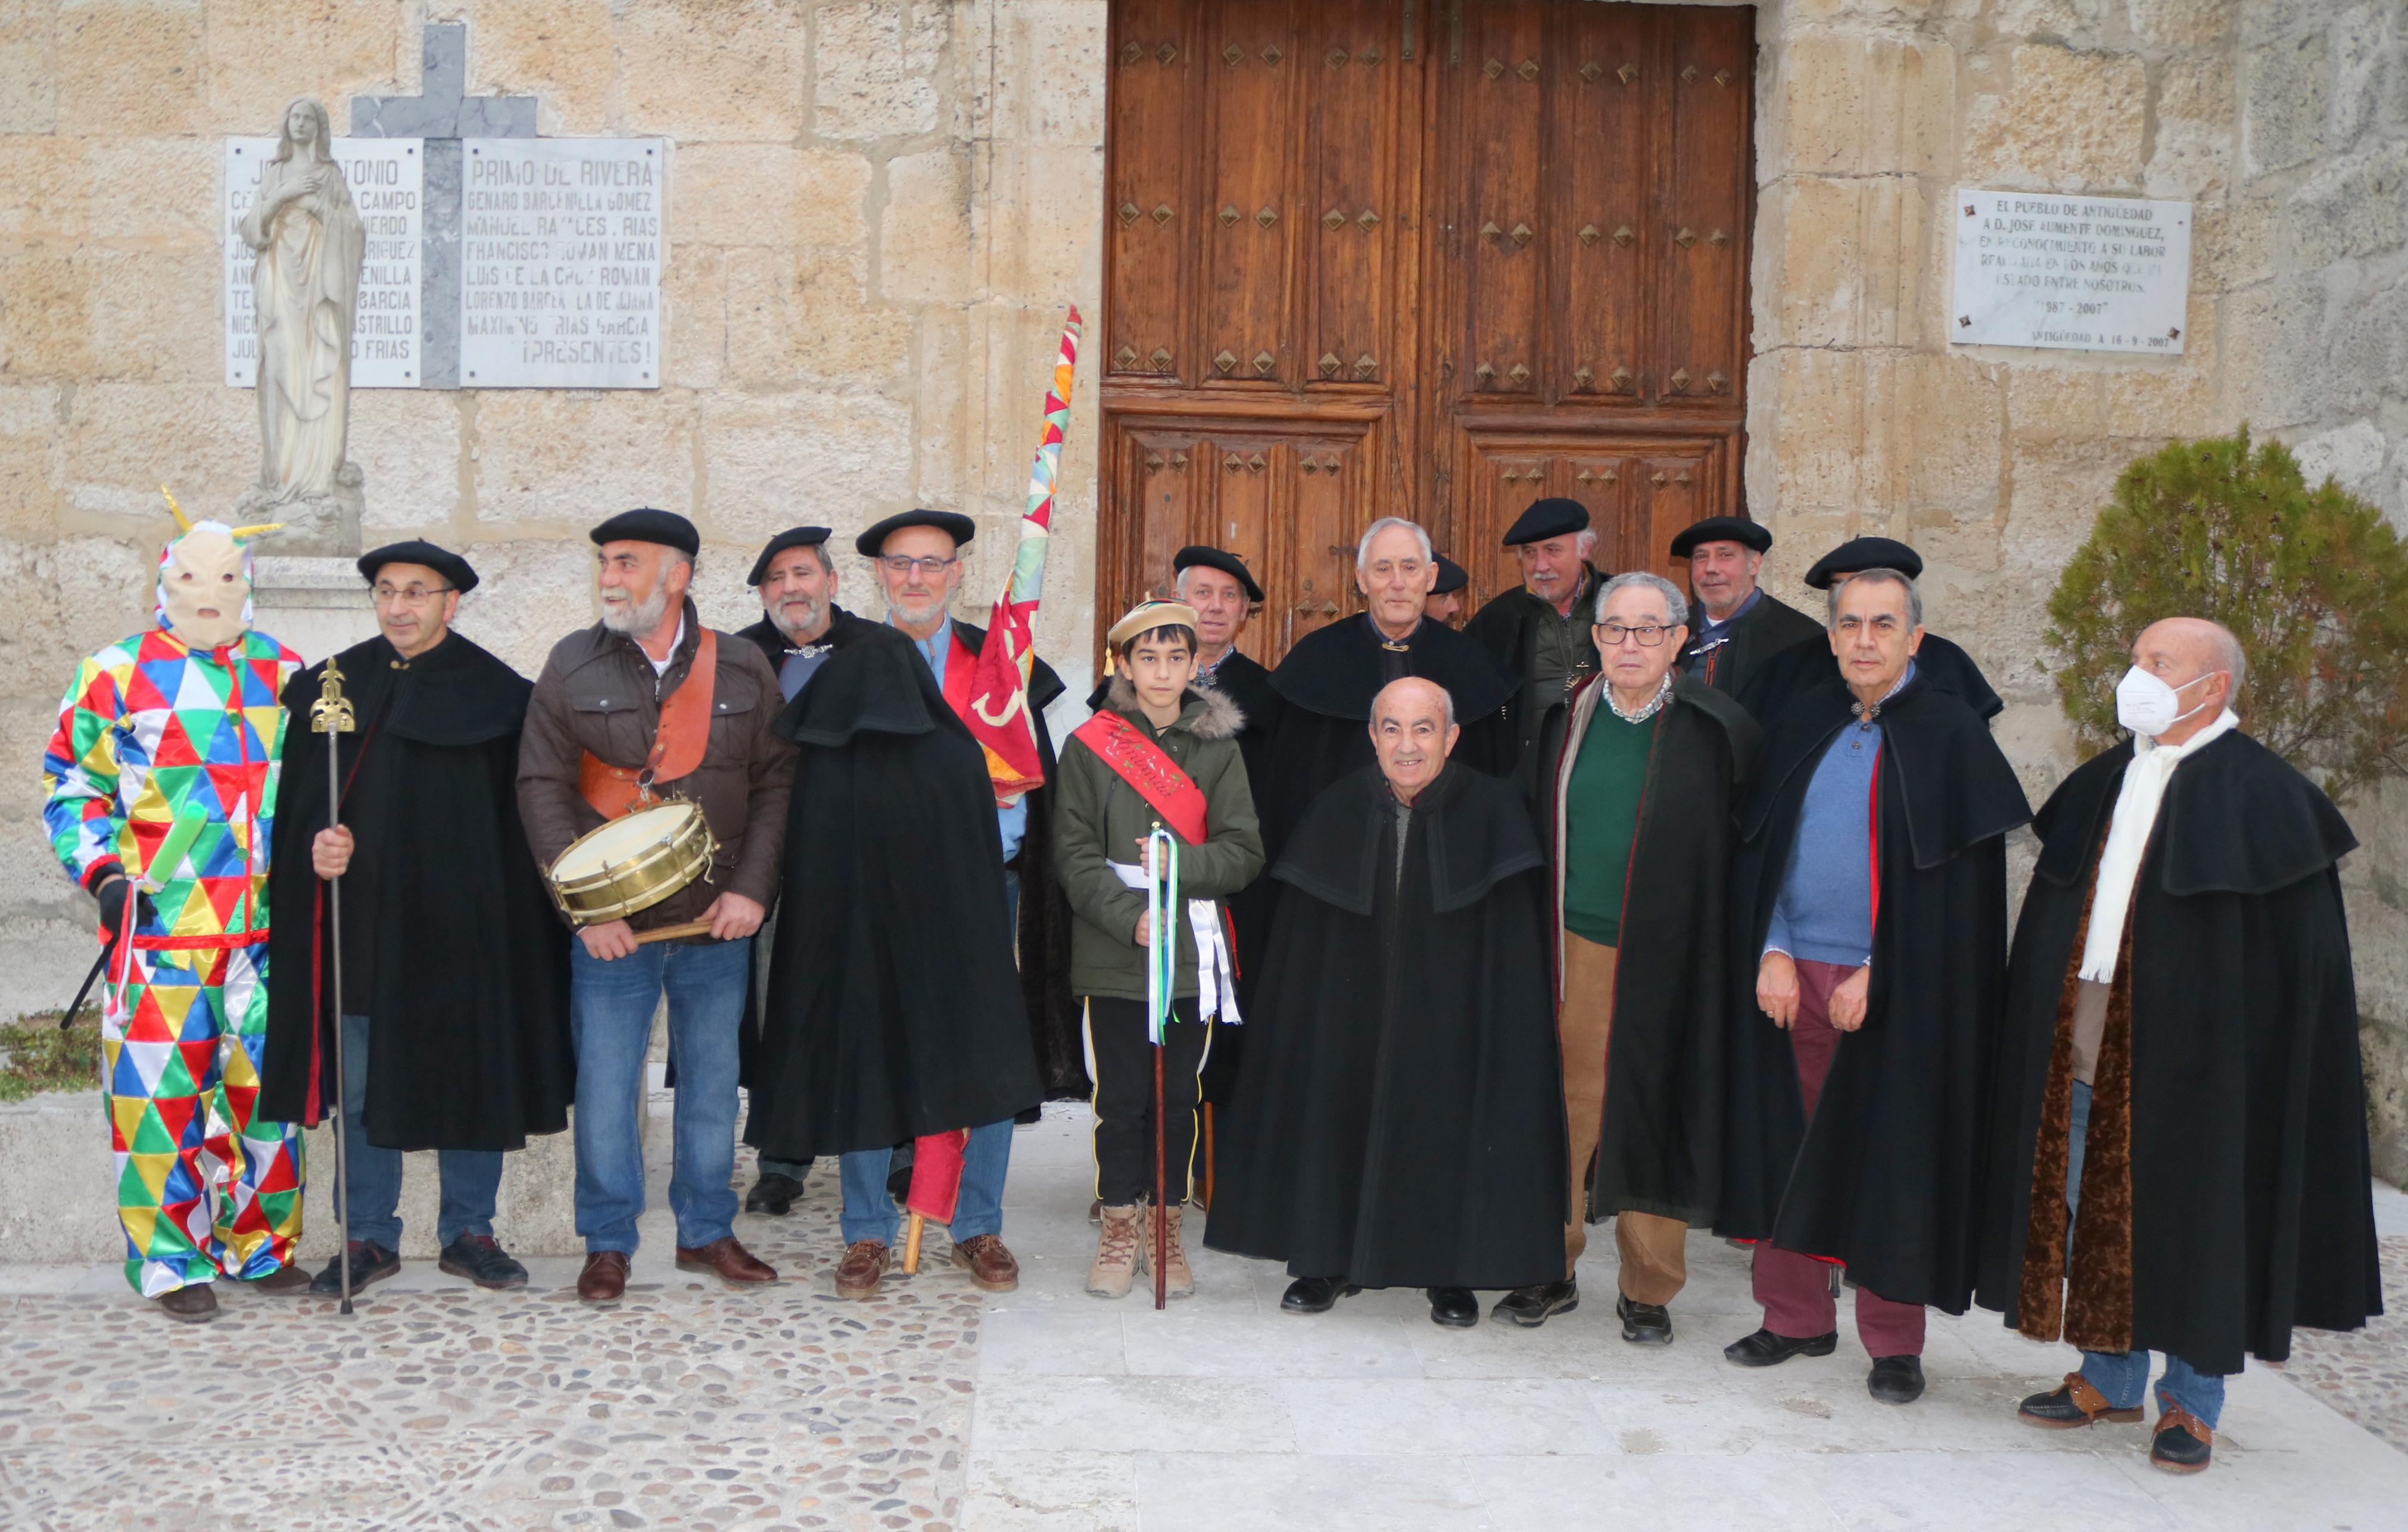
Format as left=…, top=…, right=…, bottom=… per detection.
left=2067, top=1080, right=2231, bottom=1428
left=570, top=938, right=748, bottom=1253
left=839, top=1119, right=1014, bottom=1245
left=338, top=1013, right=503, bottom=1250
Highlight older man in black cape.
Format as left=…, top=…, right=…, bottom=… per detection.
left=744, top=622, right=1043, bottom=1299
left=261, top=541, right=572, bottom=1293
left=1717, top=568, right=2029, bottom=1404
left=1671, top=515, right=1823, bottom=706
left=1256, top=518, right=1516, bottom=858
left=1740, top=537, right=2002, bottom=724
left=1206, top=677, right=1565, bottom=1329
left=1500, top=571, right=1758, bottom=1338
left=1464, top=497, right=1606, bottom=768
left=1974, top=617, right=2379, bottom=1475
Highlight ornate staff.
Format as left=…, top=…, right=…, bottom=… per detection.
left=311, top=656, right=358, bottom=1316
left=1144, top=823, right=1180, bottom=1312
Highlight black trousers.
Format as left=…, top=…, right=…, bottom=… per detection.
left=1086, top=995, right=1213, bottom=1206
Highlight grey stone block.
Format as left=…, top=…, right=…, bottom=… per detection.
left=2245, top=32, right=2332, bottom=176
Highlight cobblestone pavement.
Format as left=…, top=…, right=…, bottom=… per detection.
left=0, top=1157, right=982, bottom=1532
left=2276, top=1234, right=2408, bottom=1450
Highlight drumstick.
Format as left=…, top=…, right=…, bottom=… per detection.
left=631, top=920, right=717, bottom=945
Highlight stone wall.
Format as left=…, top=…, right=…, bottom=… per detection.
left=1, top=0, right=2403, bottom=1172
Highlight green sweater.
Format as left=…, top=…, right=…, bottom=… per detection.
left=1562, top=703, right=1656, bottom=946
left=1053, top=679, right=1264, bottom=1002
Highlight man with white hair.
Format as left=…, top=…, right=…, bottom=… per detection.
left=1977, top=616, right=2379, bottom=1476
left=518, top=509, right=795, bottom=1304
left=1255, top=517, right=1516, bottom=857
left=1465, top=498, right=1607, bottom=767
left=1502, top=571, right=1758, bottom=1337
left=1207, top=677, right=1565, bottom=1329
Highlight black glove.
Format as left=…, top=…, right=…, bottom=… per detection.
left=95, top=876, right=138, bottom=966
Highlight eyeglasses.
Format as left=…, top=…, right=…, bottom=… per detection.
left=877, top=555, right=958, bottom=577
left=372, top=584, right=454, bottom=606
left=1600, top=622, right=1671, bottom=647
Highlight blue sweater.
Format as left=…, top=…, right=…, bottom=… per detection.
left=1762, top=678, right=1907, bottom=967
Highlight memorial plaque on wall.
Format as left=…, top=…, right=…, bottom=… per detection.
left=1951, top=189, right=2191, bottom=354
left=224, top=138, right=424, bottom=388
left=459, top=138, right=665, bottom=388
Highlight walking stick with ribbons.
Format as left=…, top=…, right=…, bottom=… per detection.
left=311, top=657, right=358, bottom=1316
left=1144, top=822, right=1180, bottom=1312
left=58, top=812, right=206, bottom=1030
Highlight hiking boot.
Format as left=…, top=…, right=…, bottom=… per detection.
left=835, top=1240, right=890, bottom=1300
left=951, top=1234, right=1020, bottom=1293
left=310, top=1241, right=400, bottom=1297
left=1493, top=1279, right=1580, bottom=1328
left=1616, top=1292, right=1672, bottom=1344
left=439, top=1234, right=529, bottom=1291
left=157, top=1284, right=217, bottom=1324
left=1087, top=1204, right=1142, bottom=1299
left=1147, top=1203, right=1195, bottom=1299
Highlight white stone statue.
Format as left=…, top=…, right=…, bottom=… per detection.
left=238, top=98, right=365, bottom=526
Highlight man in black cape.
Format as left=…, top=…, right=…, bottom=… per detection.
left=1974, top=617, right=2380, bottom=1475
left=1206, top=677, right=1566, bottom=1329
left=1671, top=515, right=1824, bottom=706
left=731, top=525, right=882, bottom=1214
left=1257, top=517, right=1516, bottom=859
left=261, top=541, right=572, bottom=1293
left=1717, top=569, right=2029, bottom=1404
left=1740, top=537, right=2002, bottom=725
left=744, top=617, right=1043, bottom=1301
left=1500, top=571, right=1758, bottom=1338
left=1464, top=497, right=1605, bottom=770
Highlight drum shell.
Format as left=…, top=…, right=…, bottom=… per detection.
left=546, top=802, right=719, bottom=925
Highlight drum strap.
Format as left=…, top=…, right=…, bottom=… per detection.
left=580, top=628, right=718, bottom=818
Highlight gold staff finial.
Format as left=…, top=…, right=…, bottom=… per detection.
left=311, top=656, right=357, bottom=735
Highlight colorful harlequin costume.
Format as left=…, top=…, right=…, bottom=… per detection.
left=40, top=508, right=307, bottom=1296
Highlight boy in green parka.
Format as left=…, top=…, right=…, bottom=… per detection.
left=1055, top=600, right=1264, bottom=1298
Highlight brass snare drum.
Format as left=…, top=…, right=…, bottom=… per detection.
left=544, top=798, right=717, bottom=925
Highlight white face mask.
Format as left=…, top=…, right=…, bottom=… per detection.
left=2115, top=665, right=2217, bottom=739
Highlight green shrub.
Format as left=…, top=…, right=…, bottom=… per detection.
left=2045, top=426, right=2408, bottom=802
left=0, top=1013, right=101, bottom=1102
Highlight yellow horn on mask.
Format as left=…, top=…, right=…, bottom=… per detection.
left=160, top=485, right=194, bottom=534
left=226, top=522, right=286, bottom=541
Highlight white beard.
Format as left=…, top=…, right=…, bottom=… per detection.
left=601, top=581, right=670, bottom=636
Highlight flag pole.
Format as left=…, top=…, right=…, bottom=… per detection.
left=1147, top=823, right=1178, bottom=1310
left=311, top=657, right=358, bottom=1317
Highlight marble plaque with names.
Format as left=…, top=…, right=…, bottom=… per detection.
left=224, top=137, right=425, bottom=388
left=459, top=138, right=665, bottom=388
left=1952, top=189, right=2191, bottom=354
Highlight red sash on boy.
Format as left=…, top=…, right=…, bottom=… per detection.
left=1070, top=709, right=1208, bottom=843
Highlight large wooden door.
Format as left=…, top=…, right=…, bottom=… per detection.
left=1100, top=0, right=1753, bottom=665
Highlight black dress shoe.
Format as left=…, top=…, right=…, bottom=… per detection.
left=1617, top=1293, right=1673, bottom=1344
left=1722, top=1327, right=1839, bottom=1367
left=310, top=1241, right=401, bottom=1296
left=438, top=1234, right=529, bottom=1290
left=1868, top=1354, right=1926, bottom=1404
left=1491, top=1278, right=1580, bottom=1328
left=1427, top=1287, right=1479, bottom=1328
left=744, top=1172, right=805, bottom=1216
left=1280, top=1275, right=1359, bottom=1314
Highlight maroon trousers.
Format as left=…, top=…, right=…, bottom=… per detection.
left=1749, top=957, right=1927, bottom=1357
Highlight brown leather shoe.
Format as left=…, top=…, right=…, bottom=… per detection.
left=675, top=1237, right=778, bottom=1285
left=156, top=1284, right=217, bottom=1324
left=835, top=1239, right=890, bottom=1299
left=577, top=1250, right=629, bottom=1303
left=951, top=1234, right=1019, bottom=1293
left=242, top=1263, right=314, bottom=1295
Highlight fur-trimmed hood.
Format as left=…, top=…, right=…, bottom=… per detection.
left=1104, top=672, right=1245, bottom=740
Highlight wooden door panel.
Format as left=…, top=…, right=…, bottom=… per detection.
left=1302, top=0, right=1402, bottom=393
left=1106, top=0, right=1196, bottom=384
left=1656, top=8, right=1752, bottom=410
left=1282, top=436, right=1363, bottom=654
left=1552, top=3, right=1658, bottom=407
left=1200, top=2, right=1299, bottom=388
left=1451, top=1, right=1546, bottom=407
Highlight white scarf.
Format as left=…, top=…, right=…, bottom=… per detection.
left=1109, top=861, right=1242, bottom=1025
left=2077, top=709, right=2239, bottom=982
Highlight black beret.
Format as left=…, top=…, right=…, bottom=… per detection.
left=1502, top=497, right=1591, bottom=546
left=855, top=509, right=977, bottom=558
left=746, top=526, right=834, bottom=587
left=1431, top=555, right=1470, bottom=595
left=1804, top=536, right=1924, bottom=589
left=357, top=539, right=477, bottom=594
left=1172, top=545, right=1264, bottom=603
left=589, top=507, right=700, bottom=557
left=1668, top=515, right=1772, bottom=559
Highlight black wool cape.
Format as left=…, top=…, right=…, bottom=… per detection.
left=1256, top=615, right=1518, bottom=860
left=259, top=633, right=574, bottom=1151
left=1204, top=762, right=1568, bottom=1290
left=1527, top=673, right=1759, bottom=1227
left=1973, top=732, right=2380, bottom=1374
left=1715, top=672, right=2030, bottom=1311
left=1680, top=590, right=1824, bottom=711
left=743, top=627, right=1043, bottom=1158
left=1462, top=564, right=1605, bottom=769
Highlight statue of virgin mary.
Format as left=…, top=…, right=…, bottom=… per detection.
left=239, top=98, right=365, bottom=506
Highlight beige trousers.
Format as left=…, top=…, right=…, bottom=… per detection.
left=1560, top=929, right=1690, bottom=1304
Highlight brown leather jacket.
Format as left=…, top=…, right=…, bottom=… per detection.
left=516, top=599, right=795, bottom=932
